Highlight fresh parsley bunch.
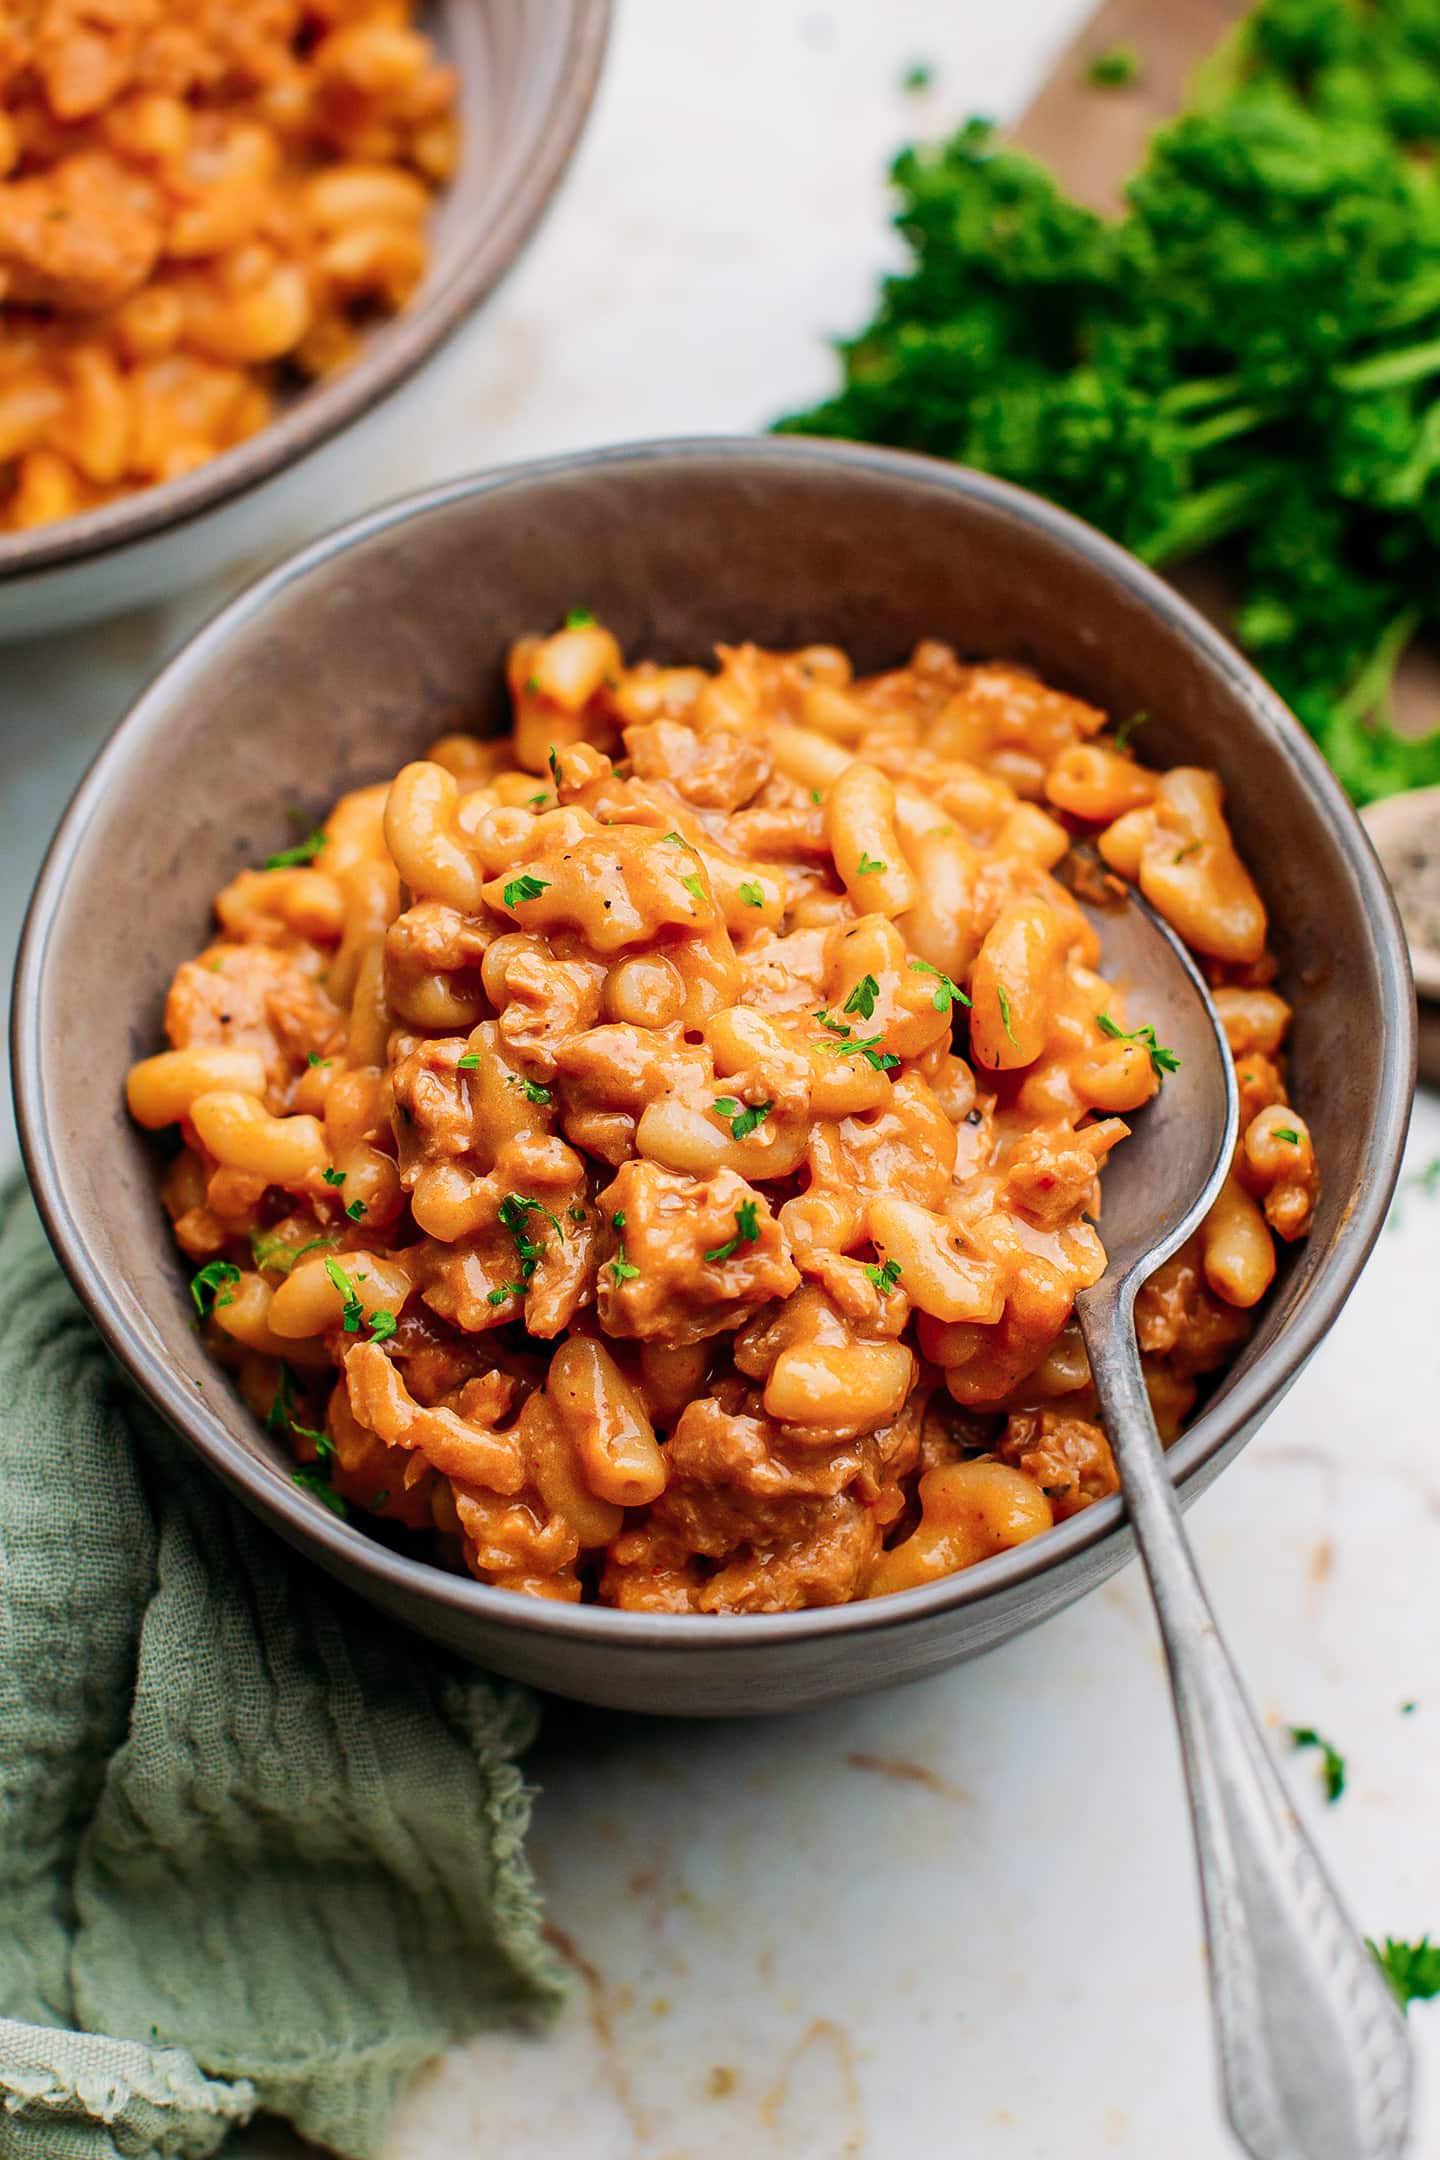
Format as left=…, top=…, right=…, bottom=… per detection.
left=776, top=0, right=1440, bottom=803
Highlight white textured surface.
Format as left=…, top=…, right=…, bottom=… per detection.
left=3, top=3, right=1438, bottom=2156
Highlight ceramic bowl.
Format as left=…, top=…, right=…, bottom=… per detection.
left=11, top=439, right=1416, bottom=1714
left=0, top=0, right=610, bottom=641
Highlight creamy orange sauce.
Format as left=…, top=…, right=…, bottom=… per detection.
left=127, top=623, right=1318, bottom=1610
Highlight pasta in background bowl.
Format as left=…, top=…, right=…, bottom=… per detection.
left=0, top=0, right=610, bottom=636
left=12, top=440, right=1413, bottom=1711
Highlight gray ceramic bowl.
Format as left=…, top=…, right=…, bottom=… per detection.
left=11, top=440, right=1416, bottom=1715
left=0, top=0, right=610, bottom=639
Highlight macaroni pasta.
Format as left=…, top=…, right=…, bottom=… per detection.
left=128, top=620, right=1318, bottom=1611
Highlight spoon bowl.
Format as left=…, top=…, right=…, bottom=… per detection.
left=1069, top=861, right=1239, bottom=1281
left=1070, top=874, right=1413, bottom=2160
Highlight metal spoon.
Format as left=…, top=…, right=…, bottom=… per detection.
left=1070, top=872, right=1412, bottom=2160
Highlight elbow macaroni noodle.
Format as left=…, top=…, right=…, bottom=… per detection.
left=0, top=0, right=458, bottom=531
left=128, top=620, right=1319, bottom=1611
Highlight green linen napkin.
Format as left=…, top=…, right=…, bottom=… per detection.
left=0, top=1179, right=566, bottom=2160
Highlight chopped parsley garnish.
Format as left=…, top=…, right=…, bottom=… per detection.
left=345, top=1199, right=367, bottom=1221
left=809, top=789, right=822, bottom=805
left=739, top=880, right=764, bottom=908
left=306, top=1052, right=332, bottom=1069
left=503, top=874, right=550, bottom=908
left=508, top=1073, right=552, bottom=1105
left=814, top=1010, right=851, bottom=1037
left=608, top=1211, right=640, bottom=1286
left=1087, top=43, right=1142, bottom=88
left=909, top=957, right=971, bottom=1012
left=486, top=1283, right=524, bottom=1307
left=681, top=873, right=706, bottom=905
left=292, top=1464, right=348, bottom=1518
left=322, top=1166, right=346, bottom=1187
left=367, top=1309, right=397, bottom=1343
left=497, top=1193, right=564, bottom=1286
left=1288, top=1725, right=1346, bottom=1804
left=704, top=1198, right=761, bottom=1264
left=843, top=973, right=880, bottom=1021
left=264, top=830, right=327, bottom=870
left=996, top=985, right=1019, bottom=1049
left=900, top=59, right=933, bottom=93
left=269, top=1364, right=337, bottom=1450
left=662, top=830, right=696, bottom=851
left=712, top=1097, right=773, bottom=1141
left=819, top=1031, right=898, bottom=1071
left=527, top=791, right=549, bottom=810
left=564, top=607, right=595, bottom=628
left=526, top=675, right=540, bottom=693
left=190, top=1260, right=239, bottom=1321
left=1273, top=1126, right=1301, bottom=1146
left=1402, top=1700, right=1419, bottom=1715
left=1097, top=1011, right=1181, bottom=1077
left=457, top=1053, right=480, bottom=1070
left=856, top=851, right=886, bottom=876
left=1113, top=709, right=1149, bottom=753
left=548, top=746, right=560, bottom=780
left=1173, top=840, right=1202, bottom=864
left=251, top=1230, right=335, bottom=1276
left=324, top=1256, right=364, bottom=1333
left=567, top=1204, right=587, bottom=1224
left=1369, top=1938, right=1440, bottom=2012
left=266, top=1361, right=300, bottom=1436
left=371, top=1489, right=390, bottom=1509
left=864, top=1257, right=903, bottom=1295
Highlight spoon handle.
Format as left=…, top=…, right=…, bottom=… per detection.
left=1078, top=1284, right=1412, bottom=2160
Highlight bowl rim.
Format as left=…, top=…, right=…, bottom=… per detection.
left=0, top=0, right=612, bottom=584
left=12, top=435, right=1418, bottom=1654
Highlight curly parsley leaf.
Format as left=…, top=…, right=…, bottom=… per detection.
left=503, top=874, right=550, bottom=908
left=739, top=880, right=765, bottom=907
left=864, top=1257, right=903, bottom=1295
left=681, top=872, right=706, bottom=905
left=1369, top=1938, right=1440, bottom=2012
left=909, top=957, right=971, bottom=1012
left=1288, top=1725, right=1347, bottom=1804
left=1087, top=44, right=1142, bottom=88
left=292, top=1464, right=348, bottom=1518
left=508, top=1073, right=552, bottom=1105
left=321, top=1166, right=346, bottom=1187
left=1273, top=1126, right=1301, bottom=1146
left=843, top=973, right=880, bottom=1021
left=457, top=1053, right=480, bottom=1070
left=190, top=1260, right=239, bottom=1322
left=1097, top=1010, right=1181, bottom=1077
left=712, top=1097, right=773, bottom=1141
left=265, top=830, right=327, bottom=870
left=323, top=1256, right=364, bottom=1333
left=345, top=1199, right=367, bottom=1221
left=856, top=851, right=886, bottom=876
left=251, top=1231, right=335, bottom=1276
left=704, top=1197, right=762, bottom=1264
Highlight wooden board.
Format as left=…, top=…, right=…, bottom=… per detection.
left=1012, top=0, right=1248, bottom=212
left=1011, top=0, right=1440, bottom=732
